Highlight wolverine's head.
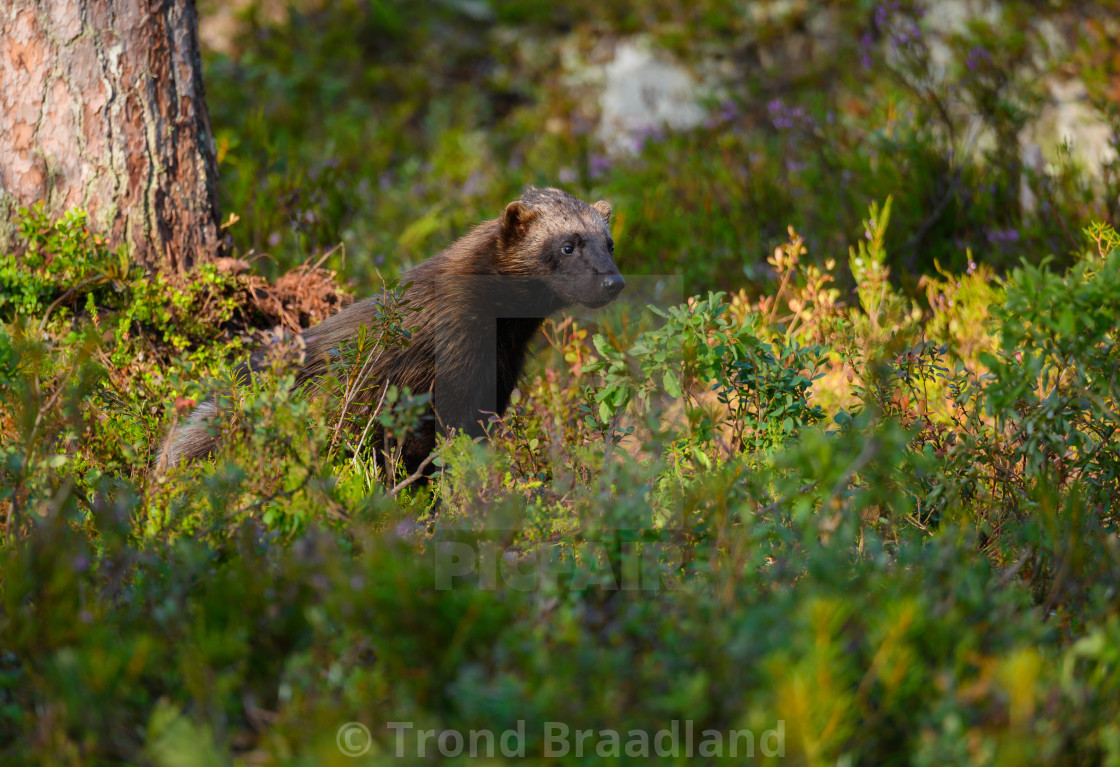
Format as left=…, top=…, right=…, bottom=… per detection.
left=498, top=187, right=625, bottom=309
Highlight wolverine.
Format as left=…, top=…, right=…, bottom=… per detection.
left=159, top=187, right=625, bottom=475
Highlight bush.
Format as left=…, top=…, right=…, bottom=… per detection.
left=3, top=192, right=1120, bottom=762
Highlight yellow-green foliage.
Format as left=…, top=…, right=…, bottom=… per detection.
left=2, top=203, right=1119, bottom=765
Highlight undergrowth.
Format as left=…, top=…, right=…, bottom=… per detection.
left=1, top=199, right=1118, bottom=764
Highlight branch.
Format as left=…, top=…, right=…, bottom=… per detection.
left=388, top=452, right=438, bottom=496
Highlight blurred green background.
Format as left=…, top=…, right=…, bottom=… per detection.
left=200, top=0, right=1119, bottom=292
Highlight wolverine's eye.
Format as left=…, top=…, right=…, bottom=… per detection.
left=562, top=243, right=575, bottom=255
left=607, top=239, right=614, bottom=254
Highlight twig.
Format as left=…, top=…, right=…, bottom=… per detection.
left=1041, top=183, right=1081, bottom=253
left=311, top=242, right=344, bottom=271
left=222, top=473, right=313, bottom=523
left=388, top=452, right=438, bottom=496
left=327, top=330, right=386, bottom=458
left=756, top=481, right=819, bottom=516
left=37, top=275, right=109, bottom=334
left=350, top=385, right=390, bottom=471
left=998, top=549, right=1033, bottom=586
left=600, top=410, right=626, bottom=465
left=828, top=438, right=878, bottom=507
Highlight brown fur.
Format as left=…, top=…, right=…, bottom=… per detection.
left=159, top=187, right=624, bottom=474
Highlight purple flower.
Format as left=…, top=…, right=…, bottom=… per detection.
left=966, top=45, right=990, bottom=72
left=875, top=1, right=922, bottom=52
left=460, top=170, right=481, bottom=197
left=393, top=520, right=421, bottom=539
left=890, top=24, right=923, bottom=50
left=768, top=99, right=809, bottom=131
left=637, top=124, right=666, bottom=145
left=589, top=154, right=612, bottom=179
left=986, top=227, right=1020, bottom=245
left=875, top=1, right=902, bottom=29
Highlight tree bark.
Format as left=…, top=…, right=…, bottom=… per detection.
left=0, top=0, right=223, bottom=272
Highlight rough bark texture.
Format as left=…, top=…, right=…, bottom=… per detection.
left=0, top=0, right=222, bottom=272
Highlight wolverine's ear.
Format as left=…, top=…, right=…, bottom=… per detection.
left=592, top=200, right=612, bottom=222
left=501, top=201, right=536, bottom=239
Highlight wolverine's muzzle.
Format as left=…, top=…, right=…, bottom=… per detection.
left=601, top=274, right=625, bottom=299
left=579, top=273, right=626, bottom=308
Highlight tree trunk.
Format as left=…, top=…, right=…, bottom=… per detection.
left=0, top=0, right=223, bottom=272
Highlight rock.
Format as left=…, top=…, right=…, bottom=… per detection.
left=597, top=38, right=708, bottom=155
left=1030, top=77, right=1117, bottom=177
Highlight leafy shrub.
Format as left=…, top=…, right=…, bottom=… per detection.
left=4, top=189, right=1120, bottom=764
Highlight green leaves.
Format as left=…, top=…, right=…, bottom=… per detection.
left=662, top=370, right=682, bottom=398
left=5, top=211, right=1120, bottom=764
left=589, top=293, right=827, bottom=463
left=0, top=204, right=123, bottom=322
left=980, top=240, right=1120, bottom=504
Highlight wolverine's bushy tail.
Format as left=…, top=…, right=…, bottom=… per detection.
left=157, top=357, right=264, bottom=472
left=157, top=399, right=220, bottom=471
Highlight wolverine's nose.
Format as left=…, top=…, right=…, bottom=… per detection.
left=601, top=274, right=626, bottom=299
